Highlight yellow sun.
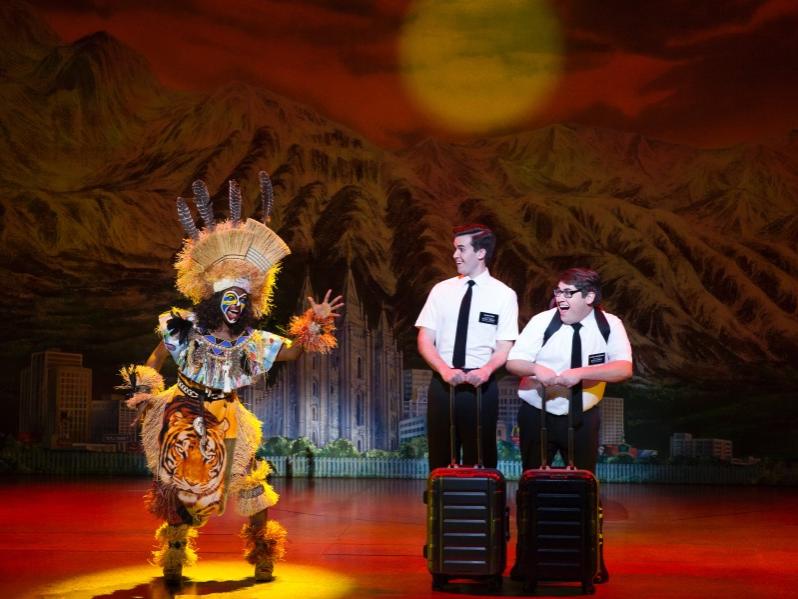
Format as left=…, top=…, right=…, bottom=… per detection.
left=400, top=0, right=563, bottom=134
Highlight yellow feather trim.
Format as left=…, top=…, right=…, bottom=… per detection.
left=237, top=458, right=280, bottom=516
left=152, top=523, right=198, bottom=569
left=116, top=365, right=165, bottom=408
left=241, top=519, right=287, bottom=564
left=228, top=401, right=282, bottom=516
left=174, top=219, right=289, bottom=317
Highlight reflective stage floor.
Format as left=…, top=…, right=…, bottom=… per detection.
left=0, top=476, right=796, bottom=598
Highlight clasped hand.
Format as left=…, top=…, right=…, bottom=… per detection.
left=534, top=365, right=582, bottom=388
left=444, top=367, right=489, bottom=387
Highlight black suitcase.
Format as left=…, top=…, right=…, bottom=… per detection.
left=423, top=386, right=509, bottom=591
left=515, top=390, right=601, bottom=595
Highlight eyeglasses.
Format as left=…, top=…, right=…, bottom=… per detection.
left=552, top=287, right=582, bottom=298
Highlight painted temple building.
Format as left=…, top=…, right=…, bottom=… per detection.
left=244, top=271, right=403, bottom=452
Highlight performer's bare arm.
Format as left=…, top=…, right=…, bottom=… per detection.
left=145, top=342, right=169, bottom=371
left=276, top=343, right=303, bottom=362
left=507, top=360, right=559, bottom=386
left=507, top=359, right=632, bottom=387
left=417, top=327, right=467, bottom=385
left=555, top=360, right=633, bottom=388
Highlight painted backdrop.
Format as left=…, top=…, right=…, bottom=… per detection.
left=1, top=1, right=796, bottom=457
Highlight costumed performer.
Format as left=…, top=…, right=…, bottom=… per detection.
left=117, top=172, right=343, bottom=584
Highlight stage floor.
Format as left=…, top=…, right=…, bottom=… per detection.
left=0, top=476, right=796, bottom=598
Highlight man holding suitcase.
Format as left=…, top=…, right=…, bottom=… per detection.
left=416, top=224, right=518, bottom=470
left=506, top=267, right=633, bottom=583
left=507, top=267, right=633, bottom=472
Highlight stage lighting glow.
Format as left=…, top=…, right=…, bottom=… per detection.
left=24, top=560, right=355, bottom=599
left=399, top=0, right=563, bottom=134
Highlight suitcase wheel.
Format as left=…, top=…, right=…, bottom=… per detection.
left=523, top=579, right=537, bottom=594
left=488, top=575, right=502, bottom=591
left=432, top=574, right=448, bottom=590
left=583, top=581, right=596, bottom=594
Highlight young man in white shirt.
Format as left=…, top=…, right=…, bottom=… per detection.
left=507, top=267, right=633, bottom=473
left=507, top=267, right=632, bottom=584
left=416, top=224, right=518, bottom=469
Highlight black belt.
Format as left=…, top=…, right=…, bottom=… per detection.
left=177, top=374, right=231, bottom=401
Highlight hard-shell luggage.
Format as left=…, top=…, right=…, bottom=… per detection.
left=515, top=389, right=601, bottom=595
left=423, top=386, right=509, bottom=591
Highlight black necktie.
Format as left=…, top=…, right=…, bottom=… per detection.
left=570, top=322, right=583, bottom=427
left=452, top=280, right=475, bottom=369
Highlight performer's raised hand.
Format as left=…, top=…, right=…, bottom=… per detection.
left=308, top=289, right=344, bottom=320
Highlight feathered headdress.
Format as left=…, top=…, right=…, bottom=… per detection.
left=174, top=171, right=290, bottom=317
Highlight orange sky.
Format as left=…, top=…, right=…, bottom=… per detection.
left=28, top=0, right=798, bottom=149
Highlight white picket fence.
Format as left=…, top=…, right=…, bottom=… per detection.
left=0, top=449, right=774, bottom=485
left=264, top=456, right=766, bottom=485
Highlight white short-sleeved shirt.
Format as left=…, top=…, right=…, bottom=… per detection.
left=508, top=307, right=632, bottom=414
left=415, top=270, right=518, bottom=369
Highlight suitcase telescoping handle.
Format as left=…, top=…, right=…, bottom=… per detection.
left=539, top=386, right=549, bottom=469
left=538, top=385, right=577, bottom=470
left=447, top=383, right=484, bottom=468
left=476, top=385, right=483, bottom=468
left=448, top=384, right=457, bottom=467
left=566, top=386, right=577, bottom=470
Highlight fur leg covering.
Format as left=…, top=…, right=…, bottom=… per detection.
left=241, top=517, right=287, bottom=582
left=153, top=523, right=198, bottom=583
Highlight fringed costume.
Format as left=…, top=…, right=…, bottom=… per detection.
left=119, top=172, right=337, bottom=584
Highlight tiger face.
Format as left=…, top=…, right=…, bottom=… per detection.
left=158, top=408, right=229, bottom=507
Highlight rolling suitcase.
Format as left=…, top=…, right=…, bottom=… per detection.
left=515, top=389, right=601, bottom=595
left=423, top=385, right=509, bottom=591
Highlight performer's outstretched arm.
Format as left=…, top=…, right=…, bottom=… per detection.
left=276, top=342, right=303, bottom=362
left=145, top=341, right=169, bottom=371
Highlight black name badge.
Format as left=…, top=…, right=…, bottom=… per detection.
left=588, top=353, right=606, bottom=365
left=479, top=312, right=499, bottom=325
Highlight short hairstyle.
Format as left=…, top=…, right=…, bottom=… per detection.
left=558, top=267, right=602, bottom=306
left=452, top=223, right=496, bottom=264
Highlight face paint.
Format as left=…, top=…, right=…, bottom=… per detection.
left=220, top=289, right=248, bottom=324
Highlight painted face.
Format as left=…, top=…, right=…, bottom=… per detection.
left=453, top=234, right=485, bottom=278
left=554, top=281, right=595, bottom=325
left=220, top=288, right=248, bottom=324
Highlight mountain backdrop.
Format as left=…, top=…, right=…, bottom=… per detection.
left=1, top=3, right=796, bottom=456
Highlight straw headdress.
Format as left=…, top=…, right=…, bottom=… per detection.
left=174, top=171, right=290, bottom=317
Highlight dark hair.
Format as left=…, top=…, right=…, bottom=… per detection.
left=558, top=267, right=602, bottom=306
left=195, top=290, right=256, bottom=335
left=452, top=223, right=496, bottom=264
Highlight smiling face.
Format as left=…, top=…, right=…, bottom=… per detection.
left=220, top=287, right=249, bottom=324
left=554, top=280, right=595, bottom=324
left=453, top=234, right=487, bottom=278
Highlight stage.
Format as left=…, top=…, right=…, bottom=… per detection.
left=0, top=476, right=795, bottom=598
